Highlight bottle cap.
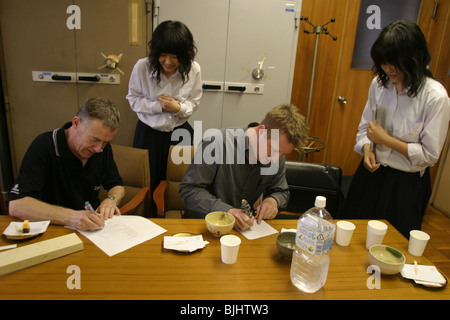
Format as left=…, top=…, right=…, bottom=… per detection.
left=315, top=196, right=326, bottom=208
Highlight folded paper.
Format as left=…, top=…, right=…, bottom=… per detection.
left=164, top=235, right=209, bottom=253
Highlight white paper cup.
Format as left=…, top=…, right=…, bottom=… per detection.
left=336, top=221, right=356, bottom=246
left=366, top=220, right=388, bottom=250
left=408, top=230, right=430, bottom=256
left=220, top=235, right=241, bottom=264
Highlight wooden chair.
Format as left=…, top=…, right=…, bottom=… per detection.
left=153, top=145, right=195, bottom=218
left=100, top=144, right=151, bottom=216
left=278, top=161, right=344, bottom=218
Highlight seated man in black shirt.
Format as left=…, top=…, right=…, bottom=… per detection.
left=9, top=97, right=125, bottom=231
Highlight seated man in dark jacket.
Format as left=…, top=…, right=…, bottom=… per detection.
left=9, top=97, right=125, bottom=231
left=179, top=104, right=308, bottom=231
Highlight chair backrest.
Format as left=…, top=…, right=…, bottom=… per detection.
left=281, top=161, right=343, bottom=217
left=0, top=185, right=6, bottom=215
left=164, top=145, right=195, bottom=215
left=111, top=144, right=150, bottom=189
left=105, top=144, right=150, bottom=215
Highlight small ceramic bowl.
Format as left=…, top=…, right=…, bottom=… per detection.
left=368, top=244, right=405, bottom=275
left=205, top=211, right=235, bottom=237
left=276, top=232, right=296, bottom=260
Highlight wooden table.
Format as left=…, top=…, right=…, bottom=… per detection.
left=0, top=216, right=448, bottom=301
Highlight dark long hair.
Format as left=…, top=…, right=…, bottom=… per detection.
left=370, top=20, right=433, bottom=97
left=148, top=20, right=197, bottom=85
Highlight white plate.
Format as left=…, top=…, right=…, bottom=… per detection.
left=3, top=221, right=50, bottom=240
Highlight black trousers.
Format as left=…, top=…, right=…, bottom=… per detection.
left=133, top=120, right=194, bottom=192
left=342, top=160, right=431, bottom=238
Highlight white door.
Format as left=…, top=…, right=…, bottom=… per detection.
left=154, top=0, right=302, bottom=131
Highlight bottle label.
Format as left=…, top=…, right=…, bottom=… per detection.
left=296, top=220, right=335, bottom=256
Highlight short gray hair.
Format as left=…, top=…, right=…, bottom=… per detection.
left=76, top=97, right=120, bottom=130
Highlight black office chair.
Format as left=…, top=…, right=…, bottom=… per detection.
left=0, top=185, right=6, bottom=215
left=278, top=161, right=344, bottom=219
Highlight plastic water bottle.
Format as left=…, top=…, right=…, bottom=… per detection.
left=290, top=196, right=336, bottom=293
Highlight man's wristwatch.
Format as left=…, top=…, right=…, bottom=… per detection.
left=106, top=195, right=119, bottom=206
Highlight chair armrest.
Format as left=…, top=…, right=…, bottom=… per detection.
left=120, top=187, right=151, bottom=215
left=153, top=180, right=167, bottom=218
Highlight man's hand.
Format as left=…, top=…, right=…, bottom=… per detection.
left=255, top=197, right=278, bottom=223
left=96, top=198, right=121, bottom=220
left=228, top=208, right=254, bottom=231
left=67, top=210, right=105, bottom=231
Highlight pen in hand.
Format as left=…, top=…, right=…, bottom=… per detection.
left=241, top=199, right=254, bottom=219
left=84, top=200, right=104, bottom=230
left=241, top=199, right=254, bottom=230
left=85, top=201, right=95, bottom=212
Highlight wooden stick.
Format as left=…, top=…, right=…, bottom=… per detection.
left=0, top=233, right=83, bottom=277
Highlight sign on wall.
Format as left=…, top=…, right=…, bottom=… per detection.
left=351, top=0, right=422, bottom=69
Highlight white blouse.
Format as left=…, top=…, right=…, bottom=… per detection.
left=355, top=76, right=449, bottom=175
left=126, top=58, right=202, bottom=132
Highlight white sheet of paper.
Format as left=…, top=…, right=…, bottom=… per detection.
left=73, top=215, right=166, bottom=256
left=239, top=220, right=278, bottom=240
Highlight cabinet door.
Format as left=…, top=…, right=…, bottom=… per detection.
left=221, top=0, right=301, bottom=128
left=0, top=0, right=78, bottom=171
left=75, top=0, right=151, bottom=147
left=155, top=0, right=301, bottom=131
left=0, top=0, right=151, bottom=172
left=155, top=0, right=229, bottom=131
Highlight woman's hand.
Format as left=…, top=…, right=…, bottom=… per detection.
left=159, top=96, right=181, bottom=113
left=363, top=144, right=380, bottom=173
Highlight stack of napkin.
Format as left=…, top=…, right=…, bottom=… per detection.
left=163, top=235, right=209, bottom=253
left=401, top=263, right=447, bottom=287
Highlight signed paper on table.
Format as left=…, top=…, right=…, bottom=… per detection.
left=73, top=215, right=166, bottom=256
left=238, top=220, right=278, bottom=240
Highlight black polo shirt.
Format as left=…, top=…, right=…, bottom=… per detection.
left=9, top=122, right=123, bottom=210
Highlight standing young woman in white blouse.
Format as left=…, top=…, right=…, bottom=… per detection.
left=127, top=20, right=202, bottom=192
left=342, top=20, right=449, bottom=238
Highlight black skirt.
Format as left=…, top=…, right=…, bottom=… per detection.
left=133, top=120, right=193, bottom=191
left=341, top=160, right=431, bottom=238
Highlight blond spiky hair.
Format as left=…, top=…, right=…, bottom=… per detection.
left=260, top=104, right=308, bottom=150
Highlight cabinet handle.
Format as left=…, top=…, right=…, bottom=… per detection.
left=78, top=75, right=100, bottom=82
left=202, top=84, right=222, bottom=90
left=51, top=74, right=71, bottom=81
left=228, top=85, right=246, bottom=92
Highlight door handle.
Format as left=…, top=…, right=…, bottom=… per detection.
left=338, top=96, right=347, bottom=104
